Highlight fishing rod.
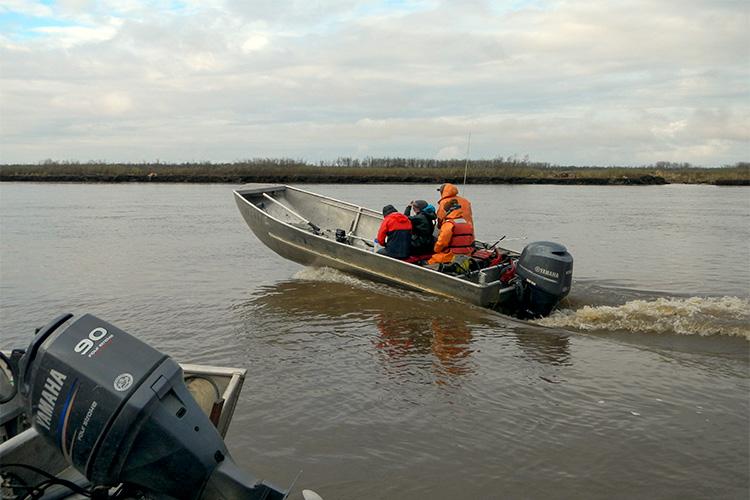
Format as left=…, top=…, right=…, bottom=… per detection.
left=488, top=235, right=505, bottom=249
left=262, top=193, right=322, bottom=233
left=462, top=131, right=472, bottom=186
left=328, top=228, right=376, bottom=249
left=261, top=195, right=375, bottom=252
left=488, top=235, right=527, bottom=249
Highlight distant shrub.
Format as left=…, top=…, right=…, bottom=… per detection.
left=1, top=159, right=747, bottom=184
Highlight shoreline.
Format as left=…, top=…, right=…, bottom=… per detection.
left=1, top=174, right=749, bottom=185
left=0, top=173, right=677, bottom=185
left=1, top=160, right=748, bottom=185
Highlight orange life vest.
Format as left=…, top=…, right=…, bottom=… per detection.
left=446, top=218, right=474, bottom=254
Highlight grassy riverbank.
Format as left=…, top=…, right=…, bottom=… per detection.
left=1, top=159, right=748, bottom=185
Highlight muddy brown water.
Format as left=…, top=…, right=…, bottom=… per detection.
left=1, top=183, right=748, bottom=499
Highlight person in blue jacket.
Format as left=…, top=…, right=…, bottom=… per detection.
left=404, top=200, right=437, bottom=256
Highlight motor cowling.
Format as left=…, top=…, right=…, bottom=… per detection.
left=515, top=241, right=573, bottom=318
left=18, top=313, right=284, bottom=499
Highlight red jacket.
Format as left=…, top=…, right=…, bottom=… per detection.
left=377, top=212, right=412, bottom=245
left=377, top=212, right=412, bottom=259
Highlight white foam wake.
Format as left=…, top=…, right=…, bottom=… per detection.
left=538, top=296, right=750, bottom=340
left=293, top=266, right=371, bottom=287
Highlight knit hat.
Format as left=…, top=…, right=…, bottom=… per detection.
left=411, top=200, right=428, bottom=211
left=382, top=204, right=397, bottom=216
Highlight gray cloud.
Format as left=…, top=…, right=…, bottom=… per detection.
left=0, top=0, right=747, bottom=165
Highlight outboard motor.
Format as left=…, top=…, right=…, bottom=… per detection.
left=515, top=241, right=573, bottom=318
left=14, top=313, right=285, bottom=499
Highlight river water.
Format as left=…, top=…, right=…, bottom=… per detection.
left=1, top=183, right=748, bottom=499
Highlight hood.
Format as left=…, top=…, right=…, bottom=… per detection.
left=440, top=183, right=459, bottom=199
left=445, top=209, right=465, bottom=221
left=387, top=212, right=411, bottom=223
left=422, top=208, right=437, bottom=221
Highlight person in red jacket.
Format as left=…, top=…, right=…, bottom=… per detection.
left=376, top=204, right=412, bottom=259
left=428, top=200, right=475, bottom=264
left=436, top=183, right=474, bottom=229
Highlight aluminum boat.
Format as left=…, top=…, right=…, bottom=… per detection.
left=233, top=184, right=573, bottom=318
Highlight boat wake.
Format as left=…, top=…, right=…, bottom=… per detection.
left=292, top=267, right=426, bottom=300
left=537, top=296, right=750, bottom=340
left=293, top=267, right=382, bottom=290
left=293, top=268, right=749, bottom=340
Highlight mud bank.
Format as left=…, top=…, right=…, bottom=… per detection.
left=0, top=173, right=671, bottom=185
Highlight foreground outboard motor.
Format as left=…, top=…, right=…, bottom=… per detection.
left=16, top=313, right=284, bottom=499
left=515, top=241, right=573, bottom=318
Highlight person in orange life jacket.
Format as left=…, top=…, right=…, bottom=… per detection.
left=436, top=183, right=474, bottom=229
left=428, top=199, right=475, bottom=265
left=403, top=199, right=437, bottom=256
left=376, top=204, right=412, bottom=259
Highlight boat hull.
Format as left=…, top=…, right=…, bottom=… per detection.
left=234, top=185, right=503, bottom=307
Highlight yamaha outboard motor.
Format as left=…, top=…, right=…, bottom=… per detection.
left=515, top=241, right=573, bottom=318
left=15, top=313, right=285, bottom=499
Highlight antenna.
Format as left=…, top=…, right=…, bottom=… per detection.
left=462, top=131, right=471, bottom=186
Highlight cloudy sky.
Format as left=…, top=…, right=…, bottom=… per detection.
left=1, top=0, right=747, bottom=166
